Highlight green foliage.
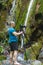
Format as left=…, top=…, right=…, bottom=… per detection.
left=0, top=0, right=12, bottom=30
left=0, top=0, right=12, bottom=8
left=0, top=46, right=4, bottom=54
left=41, top=64, right=43, bottom=65
left=0, top=31, right=6, bottom=41
left=24, top=41, right=42, bottom=60
left=39, top=0, right=43, bottom=13
left=15, top=0, right=30, bottom=30
left=0, top=55, right=6, bottom=60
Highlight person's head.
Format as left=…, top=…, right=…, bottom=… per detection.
left=10, top=21, right=15, bottom=27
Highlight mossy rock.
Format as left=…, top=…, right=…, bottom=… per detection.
left=31, top=60, right=42, bottom=65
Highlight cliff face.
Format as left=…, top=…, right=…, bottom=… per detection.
left=15, top=0, right=43, bottom=60
left=24, top=0, right=43, bottom=60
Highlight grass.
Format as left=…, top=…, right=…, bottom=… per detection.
left=39, top=0, right=43, bottom=13
left=0, top=55, right=6, bottom=61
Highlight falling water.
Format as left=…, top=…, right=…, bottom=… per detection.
left=24, top=0, right=35, bottom=26
left=6, top=0, right=16, bottom=30
left=10, top=0, right=16, bottom=15
left=9, top=0, right=16, bottom=21
left=7, top=0, right=16, bottom=22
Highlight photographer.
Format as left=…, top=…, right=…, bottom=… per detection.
left=8, top=21, right=23, bottom=65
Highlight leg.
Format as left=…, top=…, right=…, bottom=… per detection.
left=13, top=50, right=22, bottom=65
left=13, top=50, right=18, bottom=62
left=9, top=51, right=13, bottom=63
left=9, top=43, right=14, bottom=62
left=10, top=51, right=13, bottom=58
left=12, top=43, right=22, bottom=65
left=13, top=43, right=18, bottom=62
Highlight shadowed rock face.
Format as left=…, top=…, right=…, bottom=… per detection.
left=0, top=3, right=7, bottom=11
left=35, top=13, right=43, bottom=21
left=0, top=3, right=3, bottom=10
left=23, top=13, right=43, bottom=49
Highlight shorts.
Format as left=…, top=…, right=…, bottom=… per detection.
left=9, top=42, right=18, bottom=51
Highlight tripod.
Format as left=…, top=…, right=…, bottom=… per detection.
left=20, top=32, right=28, bottom=60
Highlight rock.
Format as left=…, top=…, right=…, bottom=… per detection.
left=17, top=52, right=24, bottom=62
left=0, top=60, right=42, bottom=65
left=0, top=61, right=2, bottom=65
left=2, top=60, right=13, bottom=65
left=6, top=55, right=10, bottom=60
left=41, top=48, right=43, bottom=52
left=39, top=52, right=43, bottom=58
left=18, top=60, right=31, bottom=65
left=38, top=47, right=43, bottom=63
left=3, top=50, right=9, bottom=57
left=32, top=60, right=42, bottom=65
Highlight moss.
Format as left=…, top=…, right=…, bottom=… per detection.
left=24, top=40, right=42, bottom=60
left=0, top=0, right=13, bottom=30
left=15, top=0, right=30, bottom=30
left=38, top=0, right=43, bottom=13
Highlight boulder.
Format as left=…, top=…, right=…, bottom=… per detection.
left=32, top=60, right=42, bottom=65
left=38, top=47, right=43, bottom=63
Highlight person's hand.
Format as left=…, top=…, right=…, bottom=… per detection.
left=20, top=31, right=23, bottom=34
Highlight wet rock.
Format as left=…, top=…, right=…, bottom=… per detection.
left=32, top=60, right=42, bottom=65
left=41, top=48, right=43, bottom=52
left=2, top=60, right=13, bottom=65
left=0, top=60, right=43, bottom=65
left=38, top=47, right=43, bottom=63
left=3, top=50, right=9, bottom=57
left=17, top=52, right=24, bottom=62
left=18, top=60, right=31, bottom=65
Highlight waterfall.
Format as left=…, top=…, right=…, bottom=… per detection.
left=7, top=0, right=16, bottom=22
left=10, top=0, right=16, bottom=15
left=6, top=0, right=16, bottom=29
left=24, top=0, right=35, bottom=26
left=9, top=0, right=16, bottom=21
left=21, top=0, right=35, bottom=51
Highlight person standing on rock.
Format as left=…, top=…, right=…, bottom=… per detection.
left=8, top=21, right=23, bottom=65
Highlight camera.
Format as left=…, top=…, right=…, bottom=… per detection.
left=20, top=24, right=26, bottom=31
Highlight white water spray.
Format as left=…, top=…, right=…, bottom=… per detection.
left=10, top=0, right=16, bottom=15
left=7, top=0, right=16, bottom=23
left=24, top=0, right=35, bottom=26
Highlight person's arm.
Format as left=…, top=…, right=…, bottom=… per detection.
left=12, top=31, right=23, bottom=36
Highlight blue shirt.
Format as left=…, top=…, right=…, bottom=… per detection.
left=8, top=27, right=18, bottom=43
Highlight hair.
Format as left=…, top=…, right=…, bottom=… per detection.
left=10, top=21, right=15, bottom=25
